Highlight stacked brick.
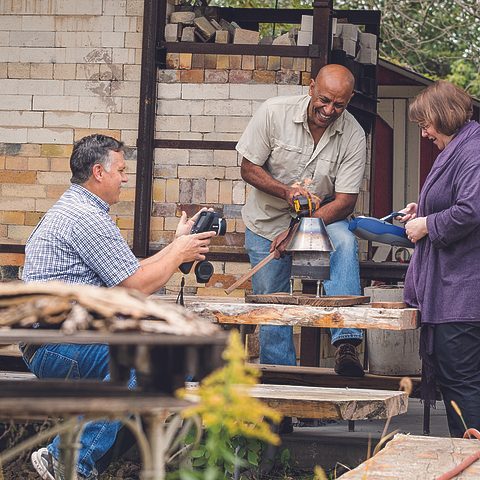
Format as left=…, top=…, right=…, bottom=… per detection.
left=0, top=0, right=143, bottom=279
left=164, top=53, right=312, bottom=86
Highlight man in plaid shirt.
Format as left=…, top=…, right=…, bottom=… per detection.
left=23, top=134, right=215, bottom=480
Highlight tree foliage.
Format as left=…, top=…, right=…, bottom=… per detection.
left=335, top=0, right=480, bottom=96
left=209, top=0, right=480, bottom=96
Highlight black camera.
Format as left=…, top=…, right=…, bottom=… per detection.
left=179, top=211, right=226, bottom=283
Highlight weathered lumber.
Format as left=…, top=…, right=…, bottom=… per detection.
left=245, top=293, right=370, bottom=307
left=370, top=301, right=407, bottom=309
left=339, top=433, right=480, bottom=479
left=249, top=384, right=408, bottom=420
left=254, top=364, right=425, bottom=398
left=0, top=380, right=189, bottom=418
left=0, top=371, right=36, bottom=381
left=0, top=344, right=22, bottom=357
left=0, top=281, right=219, bottom=336
left=0, top=329, right=228, bottom=346
left=187, top=300, right=419, bottom=330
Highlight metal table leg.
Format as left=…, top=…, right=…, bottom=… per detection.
left=423, top=402, right=431, bottom=436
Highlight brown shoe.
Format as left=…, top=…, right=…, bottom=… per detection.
left=334, top=343, right=364, bottom=377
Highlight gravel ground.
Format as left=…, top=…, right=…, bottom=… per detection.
left=2, top=456, right=142, bottom=479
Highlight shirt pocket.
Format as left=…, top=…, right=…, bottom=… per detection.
left=268, top=140, right=307, bottom=184
left=314, top=153, right=339, bottom=180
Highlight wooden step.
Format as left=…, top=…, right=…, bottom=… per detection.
left=0, top=371, right=36, bottom=381
left=0, top=343, right=29, bottom=372
left=0, top=344, right=22, bottom=357
left=340, top=433, right=480, bottom=479
left=254, top=364, right=427, bottom=398
left=249, top=384, right=408, bottom=421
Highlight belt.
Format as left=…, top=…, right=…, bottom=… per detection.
left=21, top=344, right=42, bottom=364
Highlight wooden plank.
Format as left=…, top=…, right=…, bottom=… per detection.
left=0, top=379, right=189, bottom=416
left=255, top=364, right=424, bottom=397
left=249, top=384, right=408, bottom=420
left=340, top=434, right=480, bottom=479
left=0, top=371, right=36, bottom=381
left=0, top=344, right=22, bottom=357
left=0, top=330, right=228, bottom=346
left=245, top=293, right=370, bottom=307
left=188, top=300, right=419, bottom=330
left=370, top=301, right=407, bottom=309
left=0, top=394, right=189, bottom=417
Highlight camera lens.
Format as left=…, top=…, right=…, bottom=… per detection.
left=213, top=217, right=227, bottom=236
left=195, top=261, right=214, bottom=283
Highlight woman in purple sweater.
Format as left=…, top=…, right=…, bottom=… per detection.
left=399, top=80, right=480, bottom=437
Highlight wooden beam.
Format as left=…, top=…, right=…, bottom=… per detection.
left=188, top=300, right=419, bottom=330
left=256, top=364, right=420, bottom=391
left=341, top=434, right=480, bottom=479
left=249, top=384, right=408, bottom=420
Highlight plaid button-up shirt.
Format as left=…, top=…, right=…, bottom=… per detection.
left=23, top=184, right=139, bottom=287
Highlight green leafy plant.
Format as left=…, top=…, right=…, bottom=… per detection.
left=170, top=330, right=281, bottom=479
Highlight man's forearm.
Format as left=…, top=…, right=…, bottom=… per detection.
left=139, top=243, right=174, bottom=267
left=313, top=194, right=357, bottom=225
left=241, top=161, right=288, bottom=200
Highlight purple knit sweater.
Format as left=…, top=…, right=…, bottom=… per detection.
left=404, top=121, right=480, bottom=324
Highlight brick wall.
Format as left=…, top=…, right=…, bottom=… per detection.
left=0, top=0, right=143, bottom=279
left=0, top=2, right=371, bottom=291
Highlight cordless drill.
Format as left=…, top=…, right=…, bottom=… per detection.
left=292, top=195, right=317, bottom=218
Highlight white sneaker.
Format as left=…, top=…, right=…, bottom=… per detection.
left=31, top=447, right=93, bottom=480
left=31, top=448, right=55, bottom=480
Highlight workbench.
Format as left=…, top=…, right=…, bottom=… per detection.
left=184, top=297, right=419, bottom=330
left=0, top=292, right=420, bottom=478
left=178, top=296, right=423, bottom=431
left=0, top=328, right=228, bottom=480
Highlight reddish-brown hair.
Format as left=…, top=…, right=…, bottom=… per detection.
left=409, top=80, right=473, bottom=136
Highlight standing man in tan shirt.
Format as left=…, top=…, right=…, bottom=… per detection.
left=237, top=64, right=366, bottom=380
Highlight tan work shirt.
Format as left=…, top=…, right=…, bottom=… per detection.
left=236, top=94, right=366, bottom=240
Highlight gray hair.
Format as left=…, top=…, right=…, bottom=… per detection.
left=70, top=134, right=125, bottom=184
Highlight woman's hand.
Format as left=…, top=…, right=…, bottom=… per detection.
left=405, top=217, right=428, bottom=243
left=396, top=203, right=418, bottom=223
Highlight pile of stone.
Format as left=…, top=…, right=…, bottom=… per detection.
left=164, top=7, right=378, bottom=65
left=165, top=10, right=261, bottom=44
left=333, top=22, right=378, bottom=65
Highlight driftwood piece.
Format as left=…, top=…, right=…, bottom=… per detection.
left=340, top=433, right=480, bottom=479
left=249, top=384, right=408, bottom=420
left=0, top=282, right=219, bottom=336
left=187, top=299, right=419, bottom=331
left=245, top=293, right=370, bottom=307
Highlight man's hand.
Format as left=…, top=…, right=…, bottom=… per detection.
left=171, top=231, right=216, bottom=263
left=405, top=217, right=428, bottom=243
left=269, top=223, right=300, bottom=259
left=396, top=203, right=418, bottom=223
left=175, top=208, right=213, bottom=237
left=284, top=185, right=312, bottom=207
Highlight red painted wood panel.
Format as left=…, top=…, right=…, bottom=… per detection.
left=372, top=116, right=393, bottom=218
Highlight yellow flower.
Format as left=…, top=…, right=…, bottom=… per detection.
left=177, top=330, right=281, bottom=446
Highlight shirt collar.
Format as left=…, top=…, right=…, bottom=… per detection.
left=294, top=94, right=346, bottom=134
left=70, top=183, right=110, bottom=213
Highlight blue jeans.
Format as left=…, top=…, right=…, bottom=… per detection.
left=24, top=343, right=136, bottom=478
left=245, top=220, right=363, bottom=365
